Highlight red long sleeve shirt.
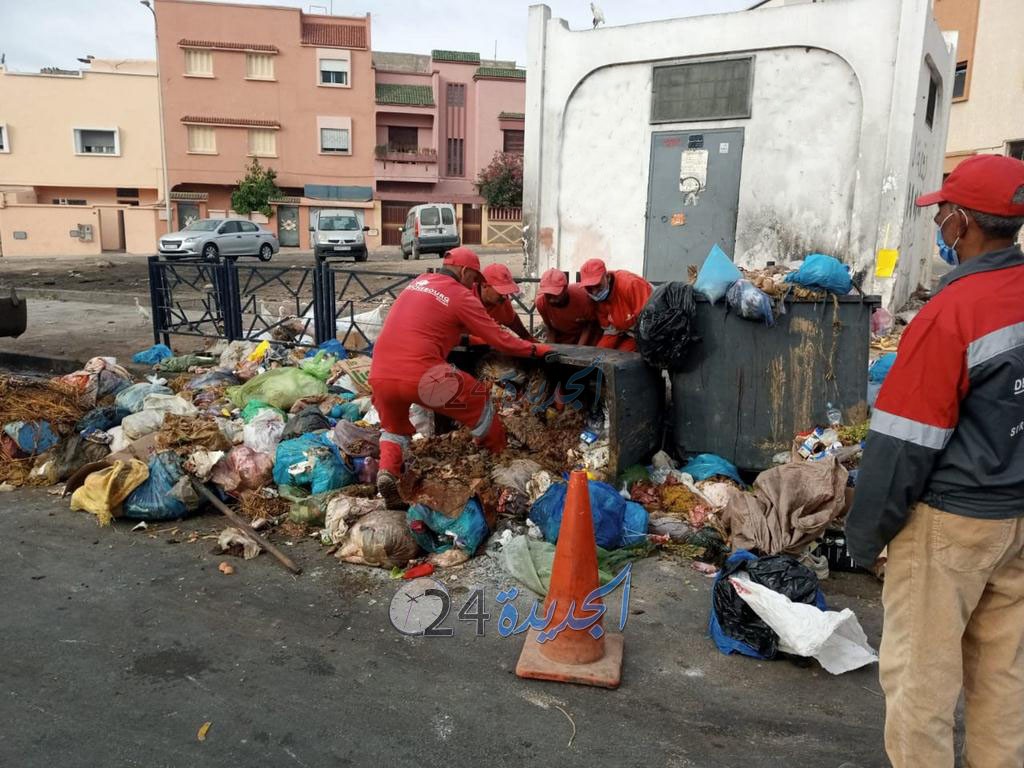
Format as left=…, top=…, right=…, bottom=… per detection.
left=597, top=270, right=653, bottom=337
left=536, top=284, right=599, bottom=344
left=370, top=271, right=536, bottom=382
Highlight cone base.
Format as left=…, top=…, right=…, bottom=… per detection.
left=515, top=629, right=623, bottom=689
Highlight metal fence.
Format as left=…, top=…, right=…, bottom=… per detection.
left=147, top=255, right=543, bottom=349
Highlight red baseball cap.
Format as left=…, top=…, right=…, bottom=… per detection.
left=579, top=258, right=607, bottom=287
left=538, top=268, right=568, bottom=295
left=916, top=154, right=1024, bottom=216
left=443, top=246, right=481, bottom=272
left=482, top=263, right=520, bottom=295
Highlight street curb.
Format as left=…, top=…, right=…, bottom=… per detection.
left=15, top=287, right=148, bottom=307
left=0, top=350, right=85, bottom=375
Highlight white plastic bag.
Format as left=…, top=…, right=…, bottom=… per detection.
left=729, top=574, right=878, bottom=675
left=409, top=404, right=435, bottom=438
left=334, top=304, right=388, bottom=342
left=243, top=410, right=285, bottom=455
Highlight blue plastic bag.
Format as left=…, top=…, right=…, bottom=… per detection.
left=272, top=433, right=354, bottom=494
left=131, top=344, right=173, bottom=365
left=3, top=420, right=59, bottom=455
left=726, top=279, right=774, bottom=326
left=115, top=382, right=173, bottom=413
left=528, top=480, right=629, bottom=550
left=75, top=405, right=129, bottom=434
left=620, top=500, right=649, bottom=548
left=784, top=253, right=852, bottom=295
left=304, top=339, right=348, bottom=360
left=681, top=453, right=743, bottom=485
left=694, top=245, right=742, bottom=304
left=407, top=499, right=490, bottom=555
left=123, top=451, right=196, bottom=521
left=869, top=352, right=897, bottom=383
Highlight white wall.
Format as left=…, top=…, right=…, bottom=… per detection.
left=556, top=48, right=863, bottom=274
left=524, top=0, right=956, bottom=308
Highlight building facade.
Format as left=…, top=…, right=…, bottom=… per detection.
left=372, top=49, right=526, bottom=245
left=0, top=59, right=165, bottom=256
left=154, top=0, right=377, bottom=249
left=932, top=0, right=1024, bottom=171
left=524, top=0, right=955, bottom=309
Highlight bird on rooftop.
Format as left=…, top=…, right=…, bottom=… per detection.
left=591, top=2, right=605, bottom=28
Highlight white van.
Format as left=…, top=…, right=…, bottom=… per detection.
left=311, top=209, right=370, bottom=263
left=400, top=203, right=460, bottom=260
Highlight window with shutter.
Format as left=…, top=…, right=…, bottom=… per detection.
left=184, top=49, right=214, bottom=76
left=187, top=125, right=217, bottom=154
left=246, top=53, right=275, bottom=80
left=320, top=127, right=350, bottom=153
left=248, top=128, right=276, bottom=157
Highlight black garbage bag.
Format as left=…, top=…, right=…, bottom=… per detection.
left=636, top=282, right=700, bottom=371
left=280, top=406, right=331, bottom=441
left=711, top=553, right=821, bottom=660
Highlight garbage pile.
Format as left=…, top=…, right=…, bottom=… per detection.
left=691, top=245, right=855, bottom=327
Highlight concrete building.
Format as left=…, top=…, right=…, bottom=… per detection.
left=523, top=0, right=956, bottom=309
left=154, top=0, right=378, bottom=249
left=0, top=59, right=165, bottom=256
left=372, top=49, right=526, bottom=245
left=932, top=0, right=1024, bottom=171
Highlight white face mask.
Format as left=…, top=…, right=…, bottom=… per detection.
left=588, top=285, right=610, bottom=302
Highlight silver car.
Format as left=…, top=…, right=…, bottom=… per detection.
left=158, top=218, right=280, bottom=261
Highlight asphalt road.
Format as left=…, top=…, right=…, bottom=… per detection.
left=1, top=489, right=891, bottom=767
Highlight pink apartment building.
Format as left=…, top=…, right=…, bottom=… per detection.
left=156, top=0, right=525, bottom=250
left=155, top=0, right=376, bottom=249
left=372, top=49, right=525, bottom=245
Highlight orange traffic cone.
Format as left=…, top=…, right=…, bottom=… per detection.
left=515, top=468, right=625, bottom=688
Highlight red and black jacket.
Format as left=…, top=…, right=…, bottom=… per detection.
left=846, top=245, right=1024, bottom=566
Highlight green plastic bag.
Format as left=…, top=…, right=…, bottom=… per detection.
left=498, top=535, right=653, bottom=597
left=227, top=367, right=327, bottom=410
left=241, top=399, right=285, bottom=423
left=299, top=351, right=337, bottom=381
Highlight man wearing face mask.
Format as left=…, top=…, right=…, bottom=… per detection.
left=578, top=258, right=653, bottom=352
left=535, top=268, right=601, bottom=345
left=369, top=247, right=554, bottom=508
left=845, top=155, right=1024, bottom=768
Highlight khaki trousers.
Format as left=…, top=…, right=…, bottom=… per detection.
left=880, top=502, right=1024, bottom=768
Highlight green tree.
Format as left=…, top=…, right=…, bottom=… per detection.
left=231, top=158, right=282, bottom=217
left=476, top=151, right=524, bottom=208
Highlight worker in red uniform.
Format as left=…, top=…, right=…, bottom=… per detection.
left=369, top=247, right=553, bottom=508
left=479, top=263, right=535, bottom=341
left=535, top=268, right=601, bottom=345
left=578, top=258, right=652, bottom=352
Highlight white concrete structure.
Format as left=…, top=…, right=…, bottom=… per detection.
left=523, top=0, right=956, bottom=308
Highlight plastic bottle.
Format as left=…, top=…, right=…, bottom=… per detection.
left=826, top=402, right=842, bottom=427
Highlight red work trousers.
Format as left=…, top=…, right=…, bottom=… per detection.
left=371, top=367, right=507, bottom=475
left=597, top=333, right=637, bottom=353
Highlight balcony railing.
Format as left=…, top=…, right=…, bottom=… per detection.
left=374, top=145, right=438, bottom=163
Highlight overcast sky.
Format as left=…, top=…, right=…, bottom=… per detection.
left=0, top=0, right=754, bottom=72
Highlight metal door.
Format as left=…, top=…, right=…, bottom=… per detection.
left=277, top=205, right=299, bottom=247
left=461, top=204, right=482, bottom=244
left=643, top=128, right=744, bottom=282
left=177, top=202, right=199, bottom=230
left=382, top=202, right=418, bottom=246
